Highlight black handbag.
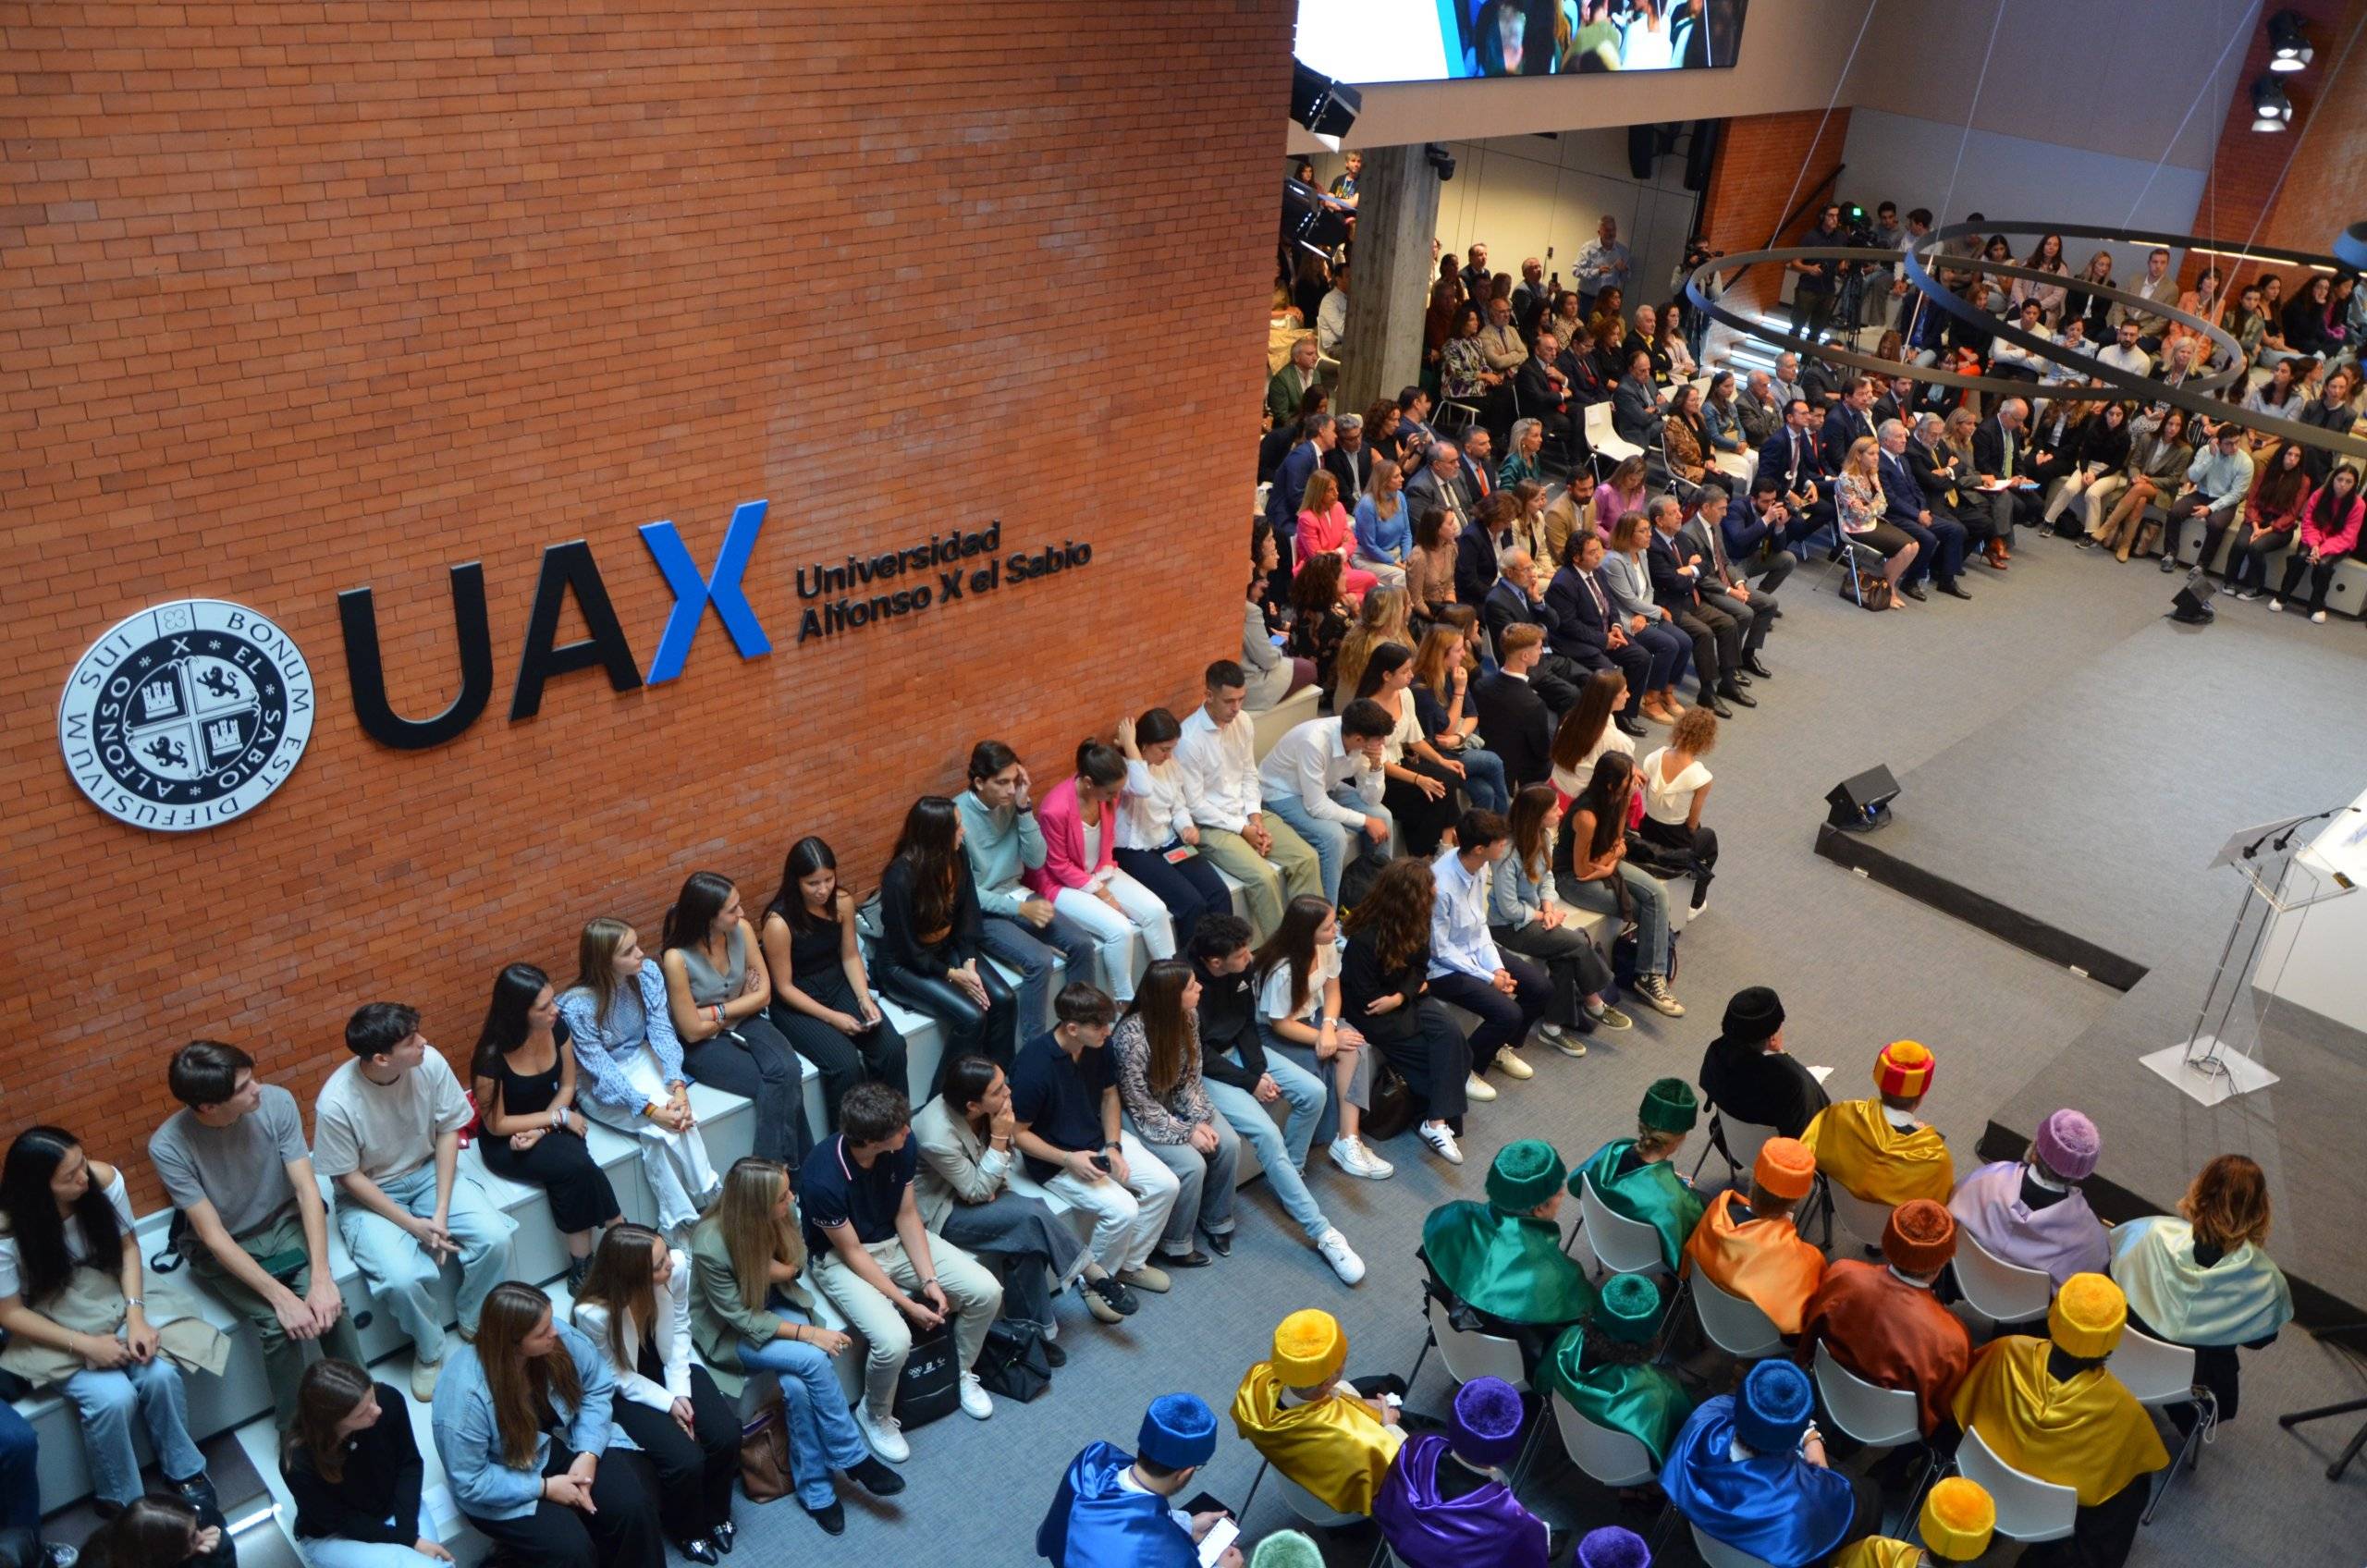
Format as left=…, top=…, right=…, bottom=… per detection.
left=890, top=1321, right=962, bottom=1429
left=1359, top=1056, right=1417, bottom=1143
left=973, top=1318, right=1054, bottom=1403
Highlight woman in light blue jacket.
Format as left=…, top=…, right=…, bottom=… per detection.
left=1488, top=783, right=1630, bottom=1049
left=430, top=1281, right=663, bottom=1568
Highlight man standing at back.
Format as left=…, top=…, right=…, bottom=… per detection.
left=153, top=1040, right=365, bottom=1426
left=1574, top=214, right=1631, bottom=320
left=1175, top=661, right=1323, bottom=942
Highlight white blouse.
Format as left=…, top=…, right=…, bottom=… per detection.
left=0, top=1167, right=134, bottom=1301
left=1551, top=724, right=1634, bottom=800
left=1639, top=746, right=1712, bottom=827
left=1259, top=944, right=1340, bottom=1025
left=570, top=1261, right=696, bottom=1410
left=1382, top=688, right=1423, bottom=766
left=1117, top=757, right=1200, bottom=851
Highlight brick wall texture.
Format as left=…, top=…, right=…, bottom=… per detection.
left=2188, top=0, right=2362, bottom=291
left=0, top=0, right=1294, bottom=1203
left=1699, top=107, right=1855, bottom=315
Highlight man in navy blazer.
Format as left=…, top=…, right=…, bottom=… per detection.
left=1478, top=551, right=1584, bottom=713
left=1265, top=412, right=1335, bottom=591
left=1645, top=496, right=1748, bottom=716
left=1875, top=418, right=1969, bottom=599
left=1543, top=534, right=1653, bottom=738
left=1725, top=474, right=1801, bottom=592
left=1818, top=375, right=1881, bottom=472
left=1757, top=398, right=1837, bottom=549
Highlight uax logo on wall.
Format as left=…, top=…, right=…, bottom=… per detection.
left=58, top=500, right=1094, bottom=827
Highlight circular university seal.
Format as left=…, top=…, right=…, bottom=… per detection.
left=56, top=599, right=315, bottom=831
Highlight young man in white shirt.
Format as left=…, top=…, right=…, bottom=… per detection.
left=1425, top=812, right=1550, bottom=1099
left=1174, top=660, right=1322, bottom=940
left=2094, top=319, right=2152, bottom=381
left=1255, top=700, right=1394, bottom=905
left=153, top=1040, right=362, bottom=1425
left=314, top=1002, right=517, bottom=1400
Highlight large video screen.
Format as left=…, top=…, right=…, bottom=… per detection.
left=1296, top=0, right=1748, bottom=85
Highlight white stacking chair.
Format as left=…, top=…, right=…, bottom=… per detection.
left=1956, top=1425, right=2079, bottom=1542
left=1551, top=1390, right=1659, bottom=1488
left=1691, top=1522, right=1779, bottom=1568
left=1691, top=1111, right=1781, bottom=1184
left=1424, top=1292, right=1529, bottom=1392
left=1812, top=1341, right=1921, bottom=1449
left=1576, top=1171, right=1671, bottom=1277
left=1823, top=1182, right=1895, bottom=1255
left=1588, top=399, right=1643, bottom=466
left=1275, top=1469, right=1365, bottom=1529
left=2107, top=1328, right=2214, bottom=1522
left=1693, top=1273, right=1785, bottom=1359
left=1952, top=1230, right=2054, bottom=1326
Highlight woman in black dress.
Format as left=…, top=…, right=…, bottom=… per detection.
left=282, top=1358, right=443, bottom=1566
left=871, top=797, right=1020, bottom=1088
left=472, top=963, right=623, bottom=1289
left=759, top=837, right=911, bottom=1133
left=1339, top=856, right=1473, bottom=1171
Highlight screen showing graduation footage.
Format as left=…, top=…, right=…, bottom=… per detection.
left=1296, top=0, right=1748, bottom=85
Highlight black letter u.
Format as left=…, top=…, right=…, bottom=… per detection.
left=337, top=563, right=494, bottom=750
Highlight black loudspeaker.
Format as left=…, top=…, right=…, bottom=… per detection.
left=1628, top=124, right=1658, bottom=180
left=1826, top=764, right=1901, bottom=832
left=1684, top=118, right=1719, bottom=191
left=2171, top=566, right=2218, bottom=624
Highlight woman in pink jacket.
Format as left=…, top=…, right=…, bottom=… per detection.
left=1024, top=739, right=1175, bottom=1002
left=2271, top=464, right=2363, bottom=623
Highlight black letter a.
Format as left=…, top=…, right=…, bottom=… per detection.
left=337, top=563, right=494, bottom=750
left=511, top=539, right=644, bottom=720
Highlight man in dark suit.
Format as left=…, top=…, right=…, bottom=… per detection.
left=1404, top=435, right=1471, bottom=536
left=1757, top=398, right=1836, bottom=549
left=1819, top=376, right=1880, bottom=472
left=1322, top=412, right=1372, bottom=508
left=1264, top=412, right=1335, bottom=594
left=1646, top=496, right=1748, bottom=717
left=1876, top=419, right=1969, bottom=600
left=1679, top=486, right=1777, bottom=677
left=1453, top=477, right=1512, bottom=608
left=1971, top=396, right=2042, bottom=546
left=1543, top=533, right=1654, bottom=739
left=1513, top=330, right=1576, bottom=463
left=1258, top=390, right=1326, bottom=483
left=1459, top=427, right=1500, bottom=508
left=1728, top=475, right=1802, bottom=592
left=1905, top=411, right=1994, bottom=567
left=1478, top=551, right=1583, bottom=713
left=1556, top=331, right=1612, bottom=409
left=1870, top=373, right=1920, bottom=432
left=1611, top=349, right=1665, bottom=450
left=1472, top=623, right=1558, bottom=789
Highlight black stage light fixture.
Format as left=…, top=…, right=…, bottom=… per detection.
left=1291, top=61, right=1362, bottom=151
left=1282, top=178, right=1350, bottom=256
left=2251, top=76, right=2294, bottom=132
left=2269, top=8, right=2313, bottom=71
left=2335, top=220, right=2367, bottom=273
left=2171, top=565, right=2219, bottom=624
left=1825, top=765, right=1901, bottom=833
left=1425, top=142, right=1457, bottom=182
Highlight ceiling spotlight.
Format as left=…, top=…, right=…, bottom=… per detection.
left=2268, top=9, right=2313, bottom=71
left=1290, top=61, right=1361, bottom=152
left=1424, top=142, right=1456, bottom=182
left=2251, top=76, right=2294, bottom=131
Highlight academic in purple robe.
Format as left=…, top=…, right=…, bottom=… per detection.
left=1948, top=1160, right=2110, bottom=1286
left=1371, top=1433, right=1549, bottom=1568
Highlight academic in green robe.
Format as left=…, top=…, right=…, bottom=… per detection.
left=1421, top=1201, right=1599, bottom=1328
left=1541, top=1324, right=1695, bottom=1466
left=1575, top=1138, right=1705, bottom=1272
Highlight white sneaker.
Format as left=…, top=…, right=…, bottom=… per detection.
left=1328, top=1136, right=1395, bottom=1180
left=857, top=1405, right=910, bottom=1463
left=1418, top=1121, right=1465, bottom=1165
left=1316, top=1228, right=1367, bottom=1284
left=1492, top=1046, right=1534, bottom=1081
left=2269, top=597, right=2285, bottom=612
left=409, top=1354, right=443, bottom=1403
left=2312, top=609, right=2328, bottom=623
left=1464, top=1072, right=1498, bottom=1102
left=958, top=1371, right=994, bottom=1421
left=1689, top=892, right=1710, bottom=917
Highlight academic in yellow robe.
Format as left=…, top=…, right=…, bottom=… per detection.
left=1682, top=1190, right=1825, bottom=1334
left=1828, top=1540, right=1922, bottom=1568
left=1948, top=1336, right=2167, bottom=1507
left=1803, top=1097, right=1954, bottom=1206
left=1230, top=1365, right=1405, bottom=1514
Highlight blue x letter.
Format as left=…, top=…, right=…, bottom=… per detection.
left=640, top=499, right=772, bottom=684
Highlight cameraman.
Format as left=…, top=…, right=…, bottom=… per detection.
left=1786, top=204, right=1850, bottom=346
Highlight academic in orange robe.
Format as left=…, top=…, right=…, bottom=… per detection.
left=1682, top=1190, right=1825, bottom=1334
left=1803, top=1097, right=1954, bottom=1206
left=1798, top=1259, right=1971, bottom=1436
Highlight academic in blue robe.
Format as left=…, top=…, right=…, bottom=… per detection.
left=1036, top=1440, right=1200, bottom=1568
left=1659, top=1395, right=1856, bottom=1568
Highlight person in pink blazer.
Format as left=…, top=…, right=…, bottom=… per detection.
left=2272, top=465, right=2363, bottom=622
left=1024, top=740, right=1176, bottom=1002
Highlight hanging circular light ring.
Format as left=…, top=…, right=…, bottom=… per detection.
left=1686, top=222, right=2367, bottom=462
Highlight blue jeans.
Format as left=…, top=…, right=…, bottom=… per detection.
left=1125, top=1114, right=1239, bottom=1252
left=978, top=911, right=1098, bottom=1035
left=741, top=1319, right=872, bottom=1511
left=1206, top=1070, right=1331, bottom=1244
left=0, top=1403, right=38, bottom=1532
left=1451, top=745, right=1509, bottom=814
left=1556, top=863, right=1671, bottom=977
left=1260, top=786, right=1392, bottom=904
left=1260, top=1021, right=1373, bottom=1153
left=65, top=1352, right=206, bottom=1508
left=299, top=1538, right=447, bottom=1568
left=335, top=1163, right=516, bottom=1362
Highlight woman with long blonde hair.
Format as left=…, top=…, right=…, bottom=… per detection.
left=684, top=1158, right=900, bottom=1535
left=1409, top=622, right=1508, bottom=813
left=1340, top=858, right=1476, bottom=1166
left=1296, top=468, right=1379, bottom=598
left=557, top=917, right=718, bottom=1232
left=1834, top=435, right=1917, bottom=604
left=428, top=1281, right=664, bottom=1568
left=1331, top=585, right=1409, bottom=708
left=570, top=1225, right=739, bottom=1562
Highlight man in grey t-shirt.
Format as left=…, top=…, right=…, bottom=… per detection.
left=152, top=1040, right=362, bottom=1425
left=314, top=1002, right=514, bottom=1401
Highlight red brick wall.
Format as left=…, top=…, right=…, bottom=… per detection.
left=0, top=0, right=1294, bottom=1203
left=1700, top=108, right=1856, bottom=313
left=2188, top=0, right=2363, bottom=293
